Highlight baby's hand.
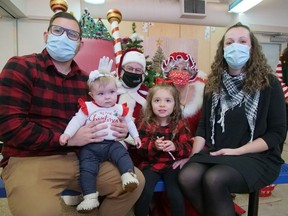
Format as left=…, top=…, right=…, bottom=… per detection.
left=59, top=134, right=70, bottom=146
left=134, top=137, right=142, bottom=149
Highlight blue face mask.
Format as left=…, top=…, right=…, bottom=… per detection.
left=46, top=34, right=78, bottom=62
left=224, top=43, right=250, bottom=69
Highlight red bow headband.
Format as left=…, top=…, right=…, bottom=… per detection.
left=155, top=77, right=173, bottom=85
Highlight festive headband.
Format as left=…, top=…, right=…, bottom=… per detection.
left=88, top=70, right=115, bottom=84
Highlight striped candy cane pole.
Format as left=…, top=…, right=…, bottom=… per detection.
left=107, top=9, right=122, bottom=78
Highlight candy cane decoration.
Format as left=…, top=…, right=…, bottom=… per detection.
left=107, top=9, right=122, bottom=77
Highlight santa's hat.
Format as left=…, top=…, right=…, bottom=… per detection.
left=118, top=48, right=146, bottom=77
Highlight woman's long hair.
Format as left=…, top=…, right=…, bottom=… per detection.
left=205, top=22, right=273, bottom=95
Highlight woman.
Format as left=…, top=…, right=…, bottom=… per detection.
left=162, top=51, right=206, bottom=136
left=178, top=22, right=286, bottom=216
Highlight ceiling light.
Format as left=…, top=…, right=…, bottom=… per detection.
left=84, top=0, right=105, bottom=4
left=228, top=0, right=263, bottom=13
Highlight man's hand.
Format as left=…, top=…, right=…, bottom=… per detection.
left=68, top=119, right=108, bottom=147
left=110, top=116, right=128, bottom=141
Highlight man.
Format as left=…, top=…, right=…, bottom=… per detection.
left=0, top=12, right=144, bottom=216
left=117, top=48, right=149, bottom=165
left=117, top=48, right=149, bottom=121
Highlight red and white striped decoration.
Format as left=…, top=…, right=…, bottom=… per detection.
left=107, top=9, right=122, bottom=77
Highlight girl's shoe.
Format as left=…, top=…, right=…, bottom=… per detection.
left=76, top=192, right=99, bottom=213
left=121, top=172, right=139, bottom=192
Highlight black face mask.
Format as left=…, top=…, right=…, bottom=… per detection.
left=122, top=70, right=143, bottom=88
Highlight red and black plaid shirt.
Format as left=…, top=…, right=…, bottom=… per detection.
left=137, top=120, right=193, bottom=173
left=0, top=49, right=90, bottom=167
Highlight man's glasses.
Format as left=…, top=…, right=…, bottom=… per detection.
left=123, top=65, right=144, bottom=74
left=48, top=25, right=81, bottom=41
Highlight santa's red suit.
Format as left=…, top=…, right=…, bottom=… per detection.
left=118, top=83, right=148, bottom=123
left=181, top=72, right=206, bottom=136
left=118, top=82, right=149, bottom=165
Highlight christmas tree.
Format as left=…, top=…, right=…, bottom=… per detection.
left=144, top=60, right=158, bottom=88
left=121, top=22, right=144, bottom=52
left=94, top=18, right=114, bottom=40
left=144, top=39, right=165, bottom=87
left=152, top=39, right=165, bottom=75
left=121, top=23, right=165, bottom=87
left=79, top=9, right=113, bottom=40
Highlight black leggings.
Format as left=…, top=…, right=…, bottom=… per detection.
left=134, top=168, right=185, bottom=216
left=178, top=162, right=249, bottom=216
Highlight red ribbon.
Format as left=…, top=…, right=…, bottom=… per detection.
left=155, top=77, right=173, bottom=85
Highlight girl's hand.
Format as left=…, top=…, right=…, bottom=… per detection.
left=155, top=136, right=164, bottom=150
left=162, top=140, right=176, bottom=152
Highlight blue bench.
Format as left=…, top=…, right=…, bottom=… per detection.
left=248, top=163, right=288, bottom=216
left=152, top=163, right=288, bottom=216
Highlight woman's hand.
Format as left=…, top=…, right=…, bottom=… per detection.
left=210, top=148, right=240, bottom=156
left=68, top=119, right=107, bottom=147
left=172, top=158, right=190, bottom=169
left=110, top=116, right=129, bottom=141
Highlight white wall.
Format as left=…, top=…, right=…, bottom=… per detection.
left=17, top=19, right=48, bottom=55
left=0, top=18, right=49, bottom=70
left=0, top=17, right=17, bottom=70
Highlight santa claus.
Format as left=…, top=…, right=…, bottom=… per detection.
left=116, top=48, right=149, bottom=165
left=117, top=48, right=149, bottom=122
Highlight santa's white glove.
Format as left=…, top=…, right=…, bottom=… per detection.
left=98, top=56, right=113, bottom=74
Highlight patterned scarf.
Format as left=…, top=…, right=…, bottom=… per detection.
left=210, top=70, right=260, bottom=144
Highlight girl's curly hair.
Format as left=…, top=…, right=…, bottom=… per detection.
left=205, top=22, right=273, bottom=95
left=139, top=83, right=184, bottom=138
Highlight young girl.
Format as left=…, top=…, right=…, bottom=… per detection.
left=134, top=83, right=193, bottom=216
left=59, top=70, right=141, bottom=213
